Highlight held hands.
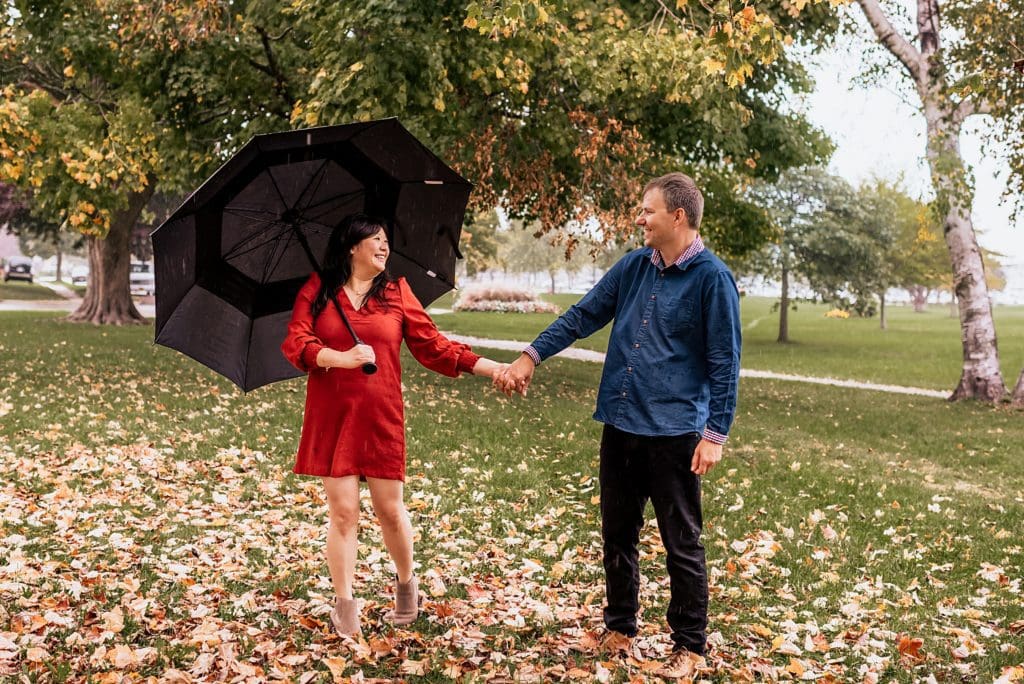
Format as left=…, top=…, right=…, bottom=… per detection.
left=493, top=353, right=535, bottom=397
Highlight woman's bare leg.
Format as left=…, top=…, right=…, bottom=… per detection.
left=366, top=477, right=414, bottom=582
left=322, top=476, right=361, bottom=598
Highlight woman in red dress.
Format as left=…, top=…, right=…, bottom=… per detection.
left=281, top=214, right=504, bottom=637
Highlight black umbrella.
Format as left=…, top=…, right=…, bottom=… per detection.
left=152, top=118, right=472, bottom=391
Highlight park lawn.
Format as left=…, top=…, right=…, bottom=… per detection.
left=0, top=312, right=1022, bottom=682
left=433, top=294, right=1024, bottom=392
left=0, top=281, right=61, bottom=301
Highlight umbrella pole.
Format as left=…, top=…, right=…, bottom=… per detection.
left=292, top=225, right=377, bottom=375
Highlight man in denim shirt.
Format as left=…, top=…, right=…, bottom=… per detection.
left=499, top=173, right=741, bottom=662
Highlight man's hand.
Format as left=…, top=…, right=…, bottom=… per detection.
left=495, top=353, right=535, bottom=397
left=691, top=439, right=723, bottom=476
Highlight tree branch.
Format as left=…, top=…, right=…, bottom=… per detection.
left=953, top=96, right=993, bottom=125
left=254, top=25, right=295, bottom=111
left=856, top=0, right=925, bottom=83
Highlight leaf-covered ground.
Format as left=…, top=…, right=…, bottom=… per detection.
left=1, top=312, right=1022, bottom=682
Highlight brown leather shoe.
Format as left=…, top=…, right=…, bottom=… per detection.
left=329, top=597, right=361, bottom=637
left=384, top=574, right=419, bottom=625
left=655, top=648, right=706, bottom=679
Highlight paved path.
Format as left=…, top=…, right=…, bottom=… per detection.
left=442, top=333, right=950, bottom=399
left=0, top=297, right=155, bottom=317
left=0, top=299, right=948, bottom=398
left=36, top=280, right=79, bottom=299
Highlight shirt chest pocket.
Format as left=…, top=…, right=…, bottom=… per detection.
left=658, top=295, right=696, bottom=335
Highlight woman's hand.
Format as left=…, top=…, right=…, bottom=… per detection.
left=318, top=345, right=376, bottom=370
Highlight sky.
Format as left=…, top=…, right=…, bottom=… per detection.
left=795, top=33, right=1024, bottom=301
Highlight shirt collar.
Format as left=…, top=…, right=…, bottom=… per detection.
left=651, top=235, right=705, bottom=268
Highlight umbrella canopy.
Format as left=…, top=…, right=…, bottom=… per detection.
left=153, top=118, right=472, bottom=391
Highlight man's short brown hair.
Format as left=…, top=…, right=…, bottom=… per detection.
left=644, top=173, right=704, bottom=231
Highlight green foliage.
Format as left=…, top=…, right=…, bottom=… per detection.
left=941, top=0, right=1024, bottom=213
left=741, top=168, right=896, bottom=316
left=0, top=0, right=299, bottom=236
left=461, top=210, right=505, bottom=277
left=292, top=0, right=838, bottom=257
left=866, top=179, right=949, bottom=295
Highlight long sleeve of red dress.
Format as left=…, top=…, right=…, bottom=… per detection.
left=281, top=274, right=326, bottom=373
left=398, top=277, right=480, bottom=376
left=280, top=275, right=479, bottom=481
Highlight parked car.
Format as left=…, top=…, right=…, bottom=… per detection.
left=71, top=266, right=88, bottom=286
left=130, top=262, right=155, bottom=296
left=3, top=256, right=34, bottom=283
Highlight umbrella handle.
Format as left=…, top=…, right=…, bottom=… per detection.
left=329, top=294, right=378, bottom=376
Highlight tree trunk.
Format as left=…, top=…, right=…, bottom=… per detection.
left=68, top=185, right=154, bottom=325
left=777, top=262, right=790, bottom=343
left=548, top=270, right=556, bottom=294
left=879, top=292, right=887, bottom=330
left=908, top=286, right=928, bottom=312
left=55, top=248, right=63, bottom=282
left=925, top=113, right=1005, bottom=400
left=1012, top=369, right=1024, bottom=407
left=857, top=0, right=1005, bottom=402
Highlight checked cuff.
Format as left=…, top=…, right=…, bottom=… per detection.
left=702, top=428, right=728, bottom=445
left=523, top=346, right=542, bottom=365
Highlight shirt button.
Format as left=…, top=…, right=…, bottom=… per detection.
left=621, top=391, right=627, bottom=397
left=634, top=343, right=640, bottom=348
left=642, top=319, right=647, bottom=325
left=651, top=295, right=656, bottom=300
left=627, top=367, right=632, bottom=372
left=660, top=273, right=665, bottom=278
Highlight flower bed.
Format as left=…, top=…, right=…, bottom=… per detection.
left=453, top=286, right=561, bottom=314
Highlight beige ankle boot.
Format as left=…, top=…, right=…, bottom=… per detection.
left=330, top=597, right=361, bottom=637
left=385, top=574, right=419, bottom=625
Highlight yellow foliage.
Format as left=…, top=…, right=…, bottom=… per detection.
left=702, top=57, right=726, bottom=75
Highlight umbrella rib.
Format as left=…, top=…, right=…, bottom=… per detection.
left=292, top=159, right=332, bottom=216
left=219, top=212, right=333, bottom=262
left=260, top=227, right=298, bottom=285
left=219, top=217, right=292, bottom=261
left=297, top=189, right=365, bottom=221
left=261, top=166, right=294, bottom=224
left=222, top=205, right=288, bottom=220
left=222, top=208, right=336, bottom=233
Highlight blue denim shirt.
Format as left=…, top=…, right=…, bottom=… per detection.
left=526, top=246, right=741, bottom=440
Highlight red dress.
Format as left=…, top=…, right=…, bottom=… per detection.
left=281, top=274, right=480, bottom=481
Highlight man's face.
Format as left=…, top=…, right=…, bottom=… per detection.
left=636, top=188, right=685, bottom=251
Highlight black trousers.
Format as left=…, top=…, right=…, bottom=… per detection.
left=599, top=424, right=707, bottom=654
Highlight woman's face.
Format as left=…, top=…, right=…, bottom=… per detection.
left=349, top=228, right=389, bottom=276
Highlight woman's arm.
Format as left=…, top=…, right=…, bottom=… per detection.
left=400, top=279, right=482, bottom=377
left=316, top=344, right=376, bottom=370
left=469, top=357, right=507, bottom=379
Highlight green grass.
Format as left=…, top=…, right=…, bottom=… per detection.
left=434, top=294, right=1024, bottom=391
left=0, top=312, right=1022, bottom=681
left=0, top=280, right=60, bottom=301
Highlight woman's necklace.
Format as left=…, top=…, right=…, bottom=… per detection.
left=344, top=284, right=370, bottom=296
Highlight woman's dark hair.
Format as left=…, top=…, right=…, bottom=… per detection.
left=311, top=213, right=393, bottom=320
